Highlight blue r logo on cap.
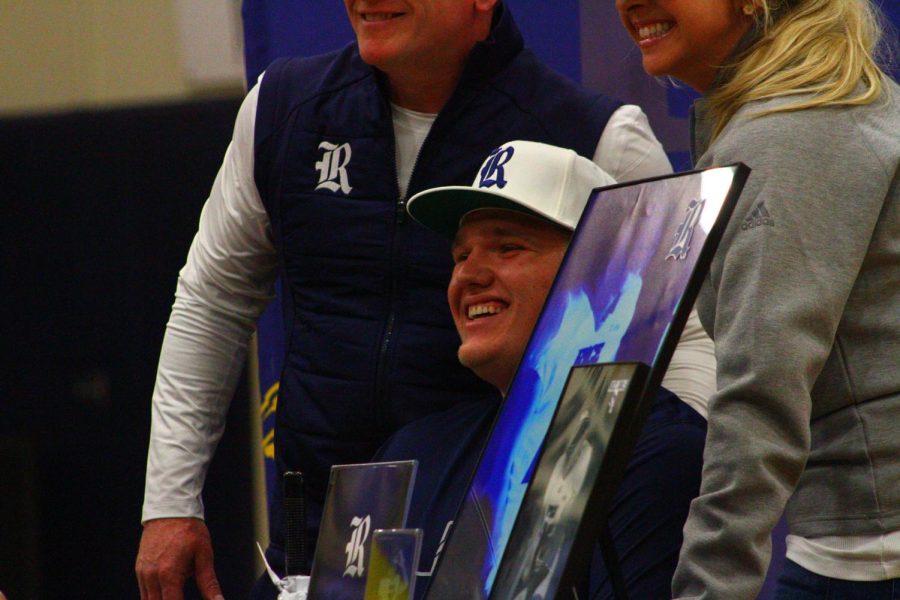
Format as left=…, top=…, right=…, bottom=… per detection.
left=478, top=146, right=515, bottom=189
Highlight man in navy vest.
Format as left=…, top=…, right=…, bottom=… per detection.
left=136, top=2, right=698, bottom=599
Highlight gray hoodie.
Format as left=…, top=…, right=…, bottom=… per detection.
left=673, top=80, right=900, bottom=599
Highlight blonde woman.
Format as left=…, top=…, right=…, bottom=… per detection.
left=615, top=0, right=899, bottom=598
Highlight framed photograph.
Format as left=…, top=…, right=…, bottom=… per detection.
left=425, top=164, right=749, bottom=599
left=489, top=362, right=648, bottom=600
left=309, top=460, right=418, bottom=600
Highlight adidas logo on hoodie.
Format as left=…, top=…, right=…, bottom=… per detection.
left=741, top=202, right=775, bottom=230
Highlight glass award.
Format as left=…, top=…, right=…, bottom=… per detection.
left=309, top=460, right=418, bottom=600
left=364, top=528, right=424, bottom=600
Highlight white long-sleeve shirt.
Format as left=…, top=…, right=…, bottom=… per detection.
left=142, top=80, right=715, bottom=523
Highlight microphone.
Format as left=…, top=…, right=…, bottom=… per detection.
left=283, top=471, right=307, bottom=576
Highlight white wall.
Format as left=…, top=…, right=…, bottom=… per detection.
left=0, top=0, right=245, bottom=117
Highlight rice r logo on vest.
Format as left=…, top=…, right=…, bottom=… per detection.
left=315, top=141, right=353, bottom=194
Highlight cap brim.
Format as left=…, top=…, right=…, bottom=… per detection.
left=407, top=186, right=566, bottom=239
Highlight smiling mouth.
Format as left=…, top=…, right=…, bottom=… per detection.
left=467, top=303, right=507, bottom=320
left=361, top=12, right=404, bottom=22
left=637, top=21, right=673, bottom=41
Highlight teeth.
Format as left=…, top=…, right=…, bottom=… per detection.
left=468, top=304, right=505, bottom=319
left=638, top=22, right=673, bottom=40
left=362, top=12, right=400, bottom=22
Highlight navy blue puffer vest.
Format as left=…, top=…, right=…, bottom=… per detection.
left=254, top=4, right=622, bottom=563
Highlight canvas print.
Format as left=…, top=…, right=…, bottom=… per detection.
left=425, top=165, right=748, bottom=599
left=309, top=460, right=418, bottom=600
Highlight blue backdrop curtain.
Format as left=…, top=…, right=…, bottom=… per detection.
left=241, top=2, right=899, bottom=597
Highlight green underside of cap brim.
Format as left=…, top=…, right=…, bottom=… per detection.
left=407, top=187, right=549, bottom=240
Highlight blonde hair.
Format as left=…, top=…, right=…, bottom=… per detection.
left=707, top=0, right=895, bottom=140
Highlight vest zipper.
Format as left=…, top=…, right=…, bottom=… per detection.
left=373, top=165, right=407, bottom=436
left=373, top=132, right=426, bottom=434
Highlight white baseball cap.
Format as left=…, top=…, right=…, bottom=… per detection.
left=407, top=139, right=616, bottom=239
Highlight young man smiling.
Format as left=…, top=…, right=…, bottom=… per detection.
left=449, top=209, right=570, bottom=392
left=372, top=140, right=710, bottom=598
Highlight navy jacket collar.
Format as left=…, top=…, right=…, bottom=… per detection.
left=460, top=2, right=525, bottom=84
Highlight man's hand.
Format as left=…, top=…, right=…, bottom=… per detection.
left=136, top=517, right=225, bottom=600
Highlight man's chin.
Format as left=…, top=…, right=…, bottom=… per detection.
left=458, top=348, right=510, bottom=392
left=357, top=40, right=407, bottom=70
left=459, top=348, right=491, bottom=380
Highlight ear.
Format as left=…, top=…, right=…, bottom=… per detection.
left=475, top=0, right=499, bottom=14
left=736, top=0, right=761, bottom=16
